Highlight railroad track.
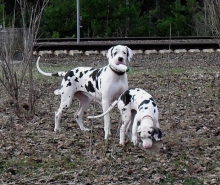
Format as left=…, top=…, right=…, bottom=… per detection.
left=34, top=37, right=220, bottom=56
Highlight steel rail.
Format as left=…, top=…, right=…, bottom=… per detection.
left=36, top=36, right=217, bottom=42
left=34, top=42, right=219, bottom=52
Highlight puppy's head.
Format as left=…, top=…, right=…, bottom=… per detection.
left=106, top=45, right=133, bottom=72
left=138, top=125, right=162, bottom=149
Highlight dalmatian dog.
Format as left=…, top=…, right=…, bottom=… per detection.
left=36, top=45, right=133, bottom=139
left=88, top=88, right=162, bottom=148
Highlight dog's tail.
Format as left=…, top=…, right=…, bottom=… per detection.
left=87, top=100, right=118, bottom=119
left=36, top=56, right=66, bottom=77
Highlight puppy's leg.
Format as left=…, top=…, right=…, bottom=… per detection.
left=126, top=110, right=136, bottom=141
left=120, top=110, right=131, bottom=145
left=132, top=115, right=139, bottom=146
left=74, top=92, right=90, bottom=131
left=55, top=108, right=63, bottom=131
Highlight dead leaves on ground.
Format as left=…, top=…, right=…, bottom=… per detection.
left=0, top=53, right=220, bottom=184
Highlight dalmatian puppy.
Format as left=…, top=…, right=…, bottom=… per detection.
left=36, top=45, right=133, bottom=139
left=88, top=88, right=162, bottom=148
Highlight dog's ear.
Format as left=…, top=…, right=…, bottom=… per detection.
left=126, top=47, right=133, bottom=62
left=151, top=127, right=162, bottom=140
left=106, top=46, right=114, bottom=59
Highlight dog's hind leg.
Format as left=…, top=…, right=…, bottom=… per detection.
left=54, top=85, right=75, bottom=132
left=74, top=92, right=90, bottom=131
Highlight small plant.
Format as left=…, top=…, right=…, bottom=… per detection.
left=52, top=31, right=60, bottom=38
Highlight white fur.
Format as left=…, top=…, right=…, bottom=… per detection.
left=36, top=45, right=133, bottom=139
left=88, top=88, right=162, bottom=148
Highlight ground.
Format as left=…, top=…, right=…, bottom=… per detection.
left=0, top=52, right=220, bottom=185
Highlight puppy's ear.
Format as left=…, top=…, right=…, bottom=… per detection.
left=151, top=127, right=162, bottom=141
left=106, top=46, right=114, bottom=59
left=126, top=47, right=133, bottom=62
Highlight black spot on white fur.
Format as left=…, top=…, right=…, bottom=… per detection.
left=120, top=90, right=132, bottom=106
left=66, top=81, right=72, bottom=87
left=89, top=69, right=102, bottom=82
left=138, top=100, right=150, bottom=109
left=64, top=71, right=74, bottom=81
left=85, top=81, right=95, bottom=93
left=79, top=72, right=83, bottom=78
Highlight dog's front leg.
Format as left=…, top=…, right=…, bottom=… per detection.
left=132, top=116, right=139, bottom=146
left=102, top=101, right=111, bottom=139
left=120, top=120, right=130, bottom=145
left=54, top=107, right=63, bottom=131
left=120, top=112, right=131, bottom=145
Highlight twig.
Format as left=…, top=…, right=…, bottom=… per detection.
left=110, top=153, right=127, bottom=169
left=14, top=166, right=46, bottom=184
left=44, top=166, right=54, bottom=185
left=107, top=117, right=123, bottom=174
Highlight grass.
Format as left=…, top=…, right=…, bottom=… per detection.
left=160, top=174, right=201, bottom=185
left=183, top=178, right=201, bottom=185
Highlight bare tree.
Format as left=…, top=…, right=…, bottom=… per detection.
left=204, top=0, right=220, bottom=42
left=0, top=0, right=49, bottom=119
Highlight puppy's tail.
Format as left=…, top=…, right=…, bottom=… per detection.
left=36, top=56, right=66, bottom=77
left=87, top=100, right=118, bottom=119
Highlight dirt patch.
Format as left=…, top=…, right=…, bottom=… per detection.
left=0, top=52, right=220, bottom=184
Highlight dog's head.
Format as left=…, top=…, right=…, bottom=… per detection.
left=106, top=45, right=133, bottom=73
left=137, top=124, right=162, bottom=149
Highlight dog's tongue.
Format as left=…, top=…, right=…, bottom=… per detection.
left=117, top=61, right=126, bottom=66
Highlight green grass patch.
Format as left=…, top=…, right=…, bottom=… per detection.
left=183, top=178, right=201, bottom=185
left=0, top=157, right=45, bottom=175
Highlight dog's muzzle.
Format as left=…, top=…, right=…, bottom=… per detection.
left=116, top=57, right=126, bottom=65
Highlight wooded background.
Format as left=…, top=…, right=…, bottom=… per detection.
left=0, top=0, right=218, bottom=38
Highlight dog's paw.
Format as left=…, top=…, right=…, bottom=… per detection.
left=54, top=89, right=61, bottom=95
left=54, top=127, right=61, bottom=132
left=83, top=127, right=90, bottom=131
left=104, top=129, right=112, bottom=139
left=132, top=136, right=138, bottom=146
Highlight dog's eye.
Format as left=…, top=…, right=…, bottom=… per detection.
left=123, top=51, right=126, bottom=55
left=148, top=131, right=151, bottom=134
left=114, top=52, right=117, bottom=56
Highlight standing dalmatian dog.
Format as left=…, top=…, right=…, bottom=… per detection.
left=88, top=88, right=162, bottom=148
left=36, top=45, right=133, bottom=139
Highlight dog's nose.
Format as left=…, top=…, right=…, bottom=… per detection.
left=144, top=144, right=152, bottom=149
left=118, top=57, right=123, bottom=62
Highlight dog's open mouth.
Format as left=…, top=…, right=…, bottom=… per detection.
left=116, top=61, right=126, bottom=66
